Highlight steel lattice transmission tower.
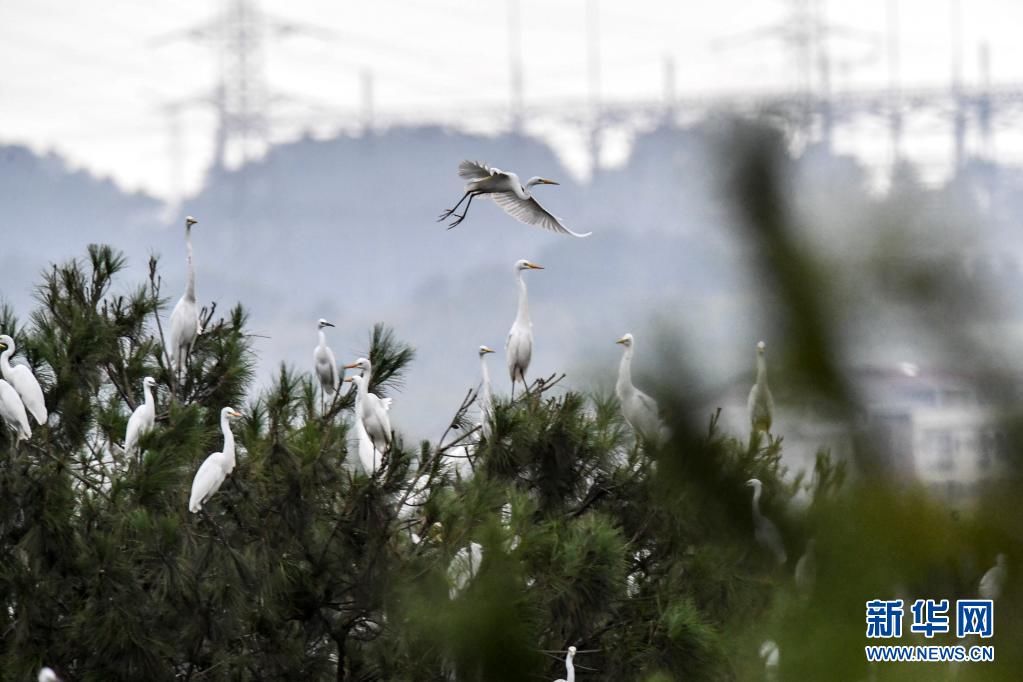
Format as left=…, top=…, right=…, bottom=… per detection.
left=154, top=0, right=332, bottom=174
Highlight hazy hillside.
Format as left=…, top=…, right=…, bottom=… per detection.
left=0, top=144, right=161, bottom=310
left=6, top=124, right=1020, bottom=438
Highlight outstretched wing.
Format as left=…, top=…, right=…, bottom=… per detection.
left=491, top=192, right=591, bottom=238
left=457, top=160, right=495, bottom=181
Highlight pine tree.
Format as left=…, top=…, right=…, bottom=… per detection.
left=4, top=127, right=1022, bottom=681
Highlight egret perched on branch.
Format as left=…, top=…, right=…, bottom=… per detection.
left=398, top=473, right=431, bottom=522
left=478, top=345, right=495, bottom=439
left=507, top=260, right=543, bottom=397
left=748, top=341, right=774, bottom=434
left=168, top=216, right=201, bottom=375
left=979, top=553, right=1007, bottom=601
left=615, top=333, right=667, bottom=445
left=344, top=357, right=392, bottom=474
left=746, top=478, right=787, bottom=565
left=448, top=541, right=483, bottom=599
left=0, top=378, right=30, bottom=441
left=313, top=318, right=339, bottom=398
left=553, top=646, right=577, bottom=682
left=38, top=667, right=61, bottom=682
left=439, top=160, right=591, bottom=237
left=759, top=640, right=780, bottom=682
left=344, top=371, right=392, bottom=462
left=124, top=376, right=157, bottom=457
left=502, top=502, right=521, bottom=551
left=794, top=538, right=816, bottom=597
left=0, top=334, right=47, bottom=425
left=188, top=407, right=242, bottom=513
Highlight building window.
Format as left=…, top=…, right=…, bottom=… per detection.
left=929, top=430, right=956, bottom=472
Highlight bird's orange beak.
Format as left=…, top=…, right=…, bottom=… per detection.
left=541, top=178, right=559, bottom=185
left=526, top=262, right=544, bottom=270
left=343, top=376, right=354, bottom=383
left=343, top=362, right=359, bottom=369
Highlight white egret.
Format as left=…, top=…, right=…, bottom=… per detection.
left=411, top=521, right=444, bottom=546
left=794, top=538, right=816, bottom=597
left=0, top=334, right=47, bottom=425
left=979, top=553, right=1007, bottom=601
left=124, top=376, right=157, bottom=458
left=167, top=216, right=200, bottom=375
left=626, top=547, right=652, bottom=598
left=615, top=334, right=667, bottom=445
left=759, top=640, right=780, bottom=682
left=507, top=260, right=543, bottom=397
left=746, top=478, right=787, bottom=565
left=0, top=378, right=30, bottom=441
left=188, top=406, right=242, bottom=513
left=313, top=318, right=339, bottom=398
left=399, top=473, right=431, bottom=521
left=38, top=667, right=61, bottom=682
left=502, top=502, right=521, bottom=552
left=748, top=341, right=774, bottom=434
left=448, top=541, right=483, bottom=599
left=553, top=645, right=577, bottom=682
left=478, top=345, right=495, bottom=440
left=439, top=160, right=591, bottom=237
left=343, top=357, right=391, bottom=474
left=344, top=373, right=392, bottom=461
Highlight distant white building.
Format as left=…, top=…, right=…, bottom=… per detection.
left=858, top=365, right=1008, bottom=511
left=713, top=363, right=1009, bottom=511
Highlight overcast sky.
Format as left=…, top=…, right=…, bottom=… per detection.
left=3, top=0, right=1022, bottom=198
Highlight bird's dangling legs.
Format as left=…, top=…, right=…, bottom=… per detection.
left=438, top=192, right=471, bottom=221
left=447, top=193, right=478, bottom=229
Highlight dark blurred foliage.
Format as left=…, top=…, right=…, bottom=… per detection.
left=0, top=121, right=1020, bottom=681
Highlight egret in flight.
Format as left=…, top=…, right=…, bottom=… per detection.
left=553, top=645, right=577, bottom=682
left=507, top=260, right=543, bottom=397
left=979, top=553, right=1007, bottom=601
left=615, top=334, right=667, bottom=445
left=124, top=376, right=157, bottom=458
left=189, top=406, right=242, bottom=513
left=168, top=216, right=201, bottom=376
left=344, top=371, right=393, bottom=461
left=746, top=478, right=787, bottom=565
left=439, top=160, right=591, bottom=237
left=748, top=341, right=774, bottom=434
left=448, top=541, right=483, bottom=599
left=478, top=345, right=495, bottom=439
left=313, top=318, right=339, bottom=400
left=0, top=334, right=47, bottom=425
left=0, top=378, right=30, bottom=442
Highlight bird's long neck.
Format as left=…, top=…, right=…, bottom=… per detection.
left=353, top=380, right=365, bottom=414
left=221, top=413, right=235, bottom=465
left=756, top=353, right=768, bottom=388
left=317, top=329, right=327, bottom=349
left=184, top=226, right=196, bottom=302
left=0, top=345, right=12, bottom=375
left=143, top=382, right=154, bottom=408
left=617, top=345, right=634, bottom=396
left=480, top=354, right=492, bottom=406
left=511, top=173, right=529, bottom=199
left=751, top=485, right=763, bottom=521
left=515, top=271, right=530, bottom=327
left=566, top=655, right=575, bottom=682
